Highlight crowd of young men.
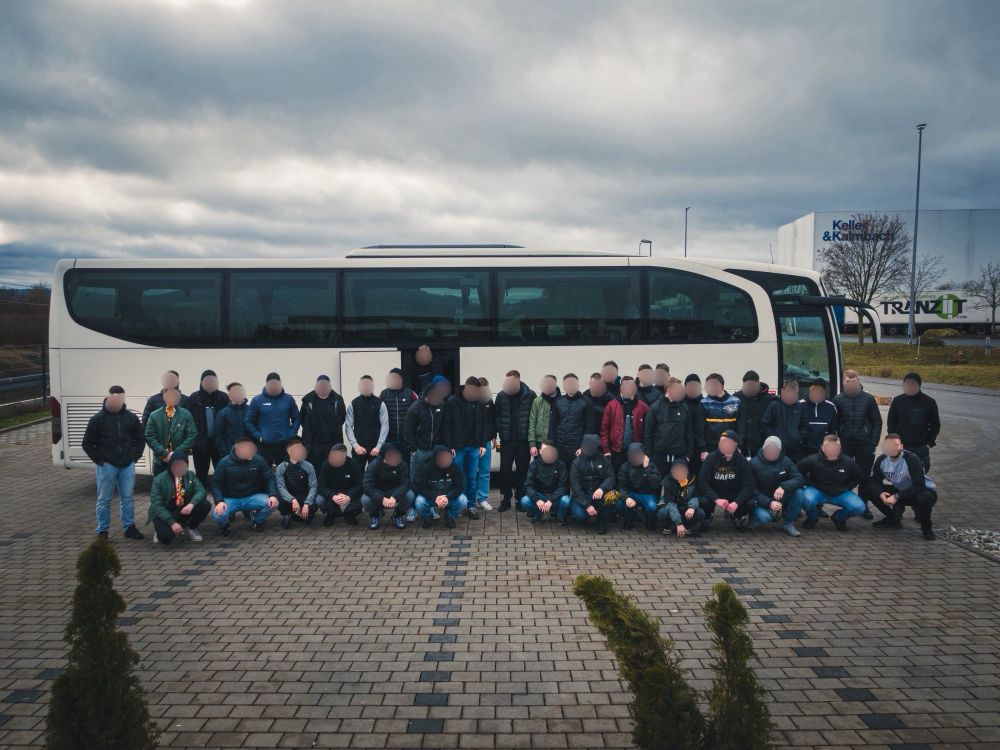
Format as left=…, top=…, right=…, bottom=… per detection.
left=82, top=348, right=942, bottom=544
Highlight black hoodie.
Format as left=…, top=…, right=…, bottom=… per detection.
left=570, top=435, right=614, bottom=504
left=524, top=455, right=569, bottom=500
left=887, top=391, right=941, bottom=450
left=698, top=449, right=754, bottom=506
left=405, top=394, right=444, bottom=451
left=362, top=456, right=411, bottom=503
left=414, top=457, right=464, bottom=500
left=300, top=389, right=347, bottom=447
left=319, top=456, right=364, bottom=503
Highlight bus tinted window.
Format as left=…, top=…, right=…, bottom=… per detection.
left=497, top=269, right=641, bottom=343
left=229, top=271, right=338, bottom=345
left=648, top=269, right=757, bottom=342
left=343, top=269, right=491, bottom=344
left=65, top=270, right=222, bottom=345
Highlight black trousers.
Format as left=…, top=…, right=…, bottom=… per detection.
left=152, top=500, right=211, bottom=544
left=864, top=484, right=937, bottom=526
left=557, top=445, right=579, bottom=468
left=841, top=440, right=875, bottom=479
left=305, top=442, right=332, bottom=473
left=193, top=444, right=221, bottom=486
left=278, top=499, right=319, bottom=522
left=650, top=452, right=682, bottom=476
left=352, top=448, right=373, bottom=474
left=319, top=495, right=363, bottom=522
left=260, top=442, right=289, bottom=466
left=609, top=452, right=627, bottom=475
left=910, top=444, right=931, bottom=472
left=498, top=440, right=530, bottom=500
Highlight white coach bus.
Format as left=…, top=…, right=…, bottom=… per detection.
left=48, top=247, right=878, bottom=472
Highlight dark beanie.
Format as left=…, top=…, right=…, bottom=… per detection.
left=684, top=373, right=701, bottom=385
left=266, top=372, right=281, bottom=382
left=903, top=371, right=922, bottom=385
left=200, top=369, right=217, bottom=380
left=316, top=374, right=330, bottom=382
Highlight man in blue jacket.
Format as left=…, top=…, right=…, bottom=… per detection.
left=213, top=382, right=249, bottom=459
left=211, top=436, right=279, bottom=536
left=800, top=381, right=839, bottom=455
left=244, top=372, right=301, bottom=466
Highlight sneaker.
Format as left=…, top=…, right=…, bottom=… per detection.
left=802, top=518, right=818, bottom=530
left=97, top=530, right=108, bottom=540
left=431, top=508, right=441, bottom=520
left=479, top=501, right=493, bottom=511
left=833, top=517, right=847, bottom=532
left=220, top=524, right=231, bottom=538
left=862, top=506, right=874, bottom=520
left=596, top=522, right=608, bottom=535
left=123, top=525, right=145, bottom=540
left=873, top=517, right=902, bottom=529
left=422, top=517, right=432, bottom=529
left=444, top=515, right=456, bottom=529
left=323, top=513, right=336, bottom=527
left=922, top=525, right=936, bottom=540
left=392, top=514, right=406, bottom=530
left=281, top=515, right=292, bottom=530
left=369, top=515, right=381, bottom=530
left=498, top=498, right=511, bottom=513
left=781, top=522, right=801, bottom=537
left=252, top=521, right=265, bottom=532
left=558, top=516, right=568, bottom=526
left=466, top=507, right=479, bottom=520
left=699, top=517, right=712, bottom=534
left=185, top=527, right=203, bottom=542
left=153, top=533, right=160, bottom=544
left=406, top=508, right=418, bottom=523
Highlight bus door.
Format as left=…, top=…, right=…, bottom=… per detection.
left=776, top=307, right=837, bottom=397
left=339, top=350, right=402, bottom=396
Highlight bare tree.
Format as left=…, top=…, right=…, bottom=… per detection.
left=965, top=262, right=1000, bottom=334
left=818, top=213, right=911, bottom=344
left=893, top=254, right=944, bottom=301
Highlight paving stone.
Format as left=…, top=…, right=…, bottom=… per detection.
left=861, top=713, right=906, bottom=729
left=2, top=690, right=44, bottom=703
left=794, top=647, right=828, bottom=657
left=407, top=718, right=444, bottom=733
left=812, top=666, right=850, bottom=678
left=36, top=667, right=65, bottom=679
left=419, top=671, right=452, bottom=682
left=414, top=693, right=449, bottom=706
left=428, top=634, right=458, bottom=644
left=835, top=688, right=876, bottom=701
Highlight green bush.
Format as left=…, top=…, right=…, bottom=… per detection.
left=703, top=583, right=774, bottom=750
left=45, top=538, right=160, bottom=750
left=573, top=575, right=705, bottom=750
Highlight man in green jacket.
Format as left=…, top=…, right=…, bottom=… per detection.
left=145, top=386, right=197, bottom=475
left=528, top=375, right=559, bottom=457
left=147, top=451, right=211, bottom=544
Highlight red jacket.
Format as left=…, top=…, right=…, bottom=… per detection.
left=601, top=398, right=649, bottom=455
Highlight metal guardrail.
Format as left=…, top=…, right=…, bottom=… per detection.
left=0, top=344, right=48, bottom=408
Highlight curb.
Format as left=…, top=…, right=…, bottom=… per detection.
left=942, top=535, right=1000, bottom=565
left=0, top=417, right=48, bottom=435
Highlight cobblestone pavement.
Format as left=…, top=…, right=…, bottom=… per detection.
left=1, top=383, right=999, bottom=750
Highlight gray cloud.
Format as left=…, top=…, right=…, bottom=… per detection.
left=0, top=0, right=998, bottom=284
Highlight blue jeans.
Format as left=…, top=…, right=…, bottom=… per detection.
left=616, top=493, right=659, bottom=523
left=415, top=493, right=468, bottom=520
left=211, top=493, right=273, bottom=527
left=452, top=447, right=481, bottom=504
left=802, top=486, right=865, bottom=522
left=559, top=496, right=612, bottom=525
left=477, top=443, right=491, bottom=504
left=752, top=489, right=805, bottom=525
left=519, top=494, right=570, bottom=519
left=95, top=462, right=136, bottom=533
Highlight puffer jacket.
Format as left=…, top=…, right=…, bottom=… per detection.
left=796, top=452, right=863, bottom=496
left=187, top=387, right=229, bottom=451
left=736, top=390, right=774, bottom=454
left=82, top=400, right=145, bottom=467
left=569, top=436, right=614, bottom=505
left=834, top=389, right=882, bottom=449
left=528, top=388, right=559, bottom=447
left=749, top=453, right=805, bottom=498
left=643, top=399, right=693, bottom=457
left=380, top=386, right=418, bottom=445
left=212, top=447, right=277, bottom=500
left=582, top=389, right=614, bottom=436
left=548, top=392, right=589, bottom=451
left=524, top=456, right=569, bottom=500
left=362, top=456, right=411, bottom=503
left=616, top=460, right=662, bottom=497
left=760, top=399, right=808, bottom=458
left=496, top=383, right=536, bottom=443
left=213, top=401, right=249, bottom=456
left=404, top=396, right=444, bottom=451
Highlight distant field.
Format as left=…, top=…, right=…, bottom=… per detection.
left=843, top=342, right=1000, bottom=389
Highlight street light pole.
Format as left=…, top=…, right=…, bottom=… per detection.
left=683, top=206, right=691, bottom=257
left=907, top=123, right=927, bottom=344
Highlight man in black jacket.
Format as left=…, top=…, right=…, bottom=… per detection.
left=404, top=344, right=445, bottom=393
left=735, top=370, right=773, bottom=458
left=300, top=375, right=347, bottom=472
left=636, top=364, right=663, bottom=406
left=683, top=374, right=704, bottom=475
left=862, top=434, right=938, bottom=540
left=835, top=369, right=883, bottom=474
left=82, top=385, right=146, bottom=540
left=317, top=443, right=364, bottom=527
left=644, top=377, right=694, bottom=474
left=601, top=361, right=621, bottom=398
left=761, top=379, right=808, bottom=461
left=381, top=367, right=418, bottom=466
left=345, top=375, right=389, bottom=473
left=520, top=441, right=569, bottom=521
left=615, top=443, right=662, bottom=531
left=566, top=434, right=616, bottom=534
left=187, top=368, right=229, bottom=486
left=495, top=370, right=536, bottom=511
left=549, top=373, right=588, bottom=466
left=210, top=437, right=279, bottom=536
left=798, top=435, right=865, bottom=531
left=886, top=372, right=940, bottom=471
left=361, top=444, right=413, bottom=530
left=582, top=374, right=613, bottom=437
left=442, top=377, right=487, bottom=518
left=213, top=382, right=249, bottom=459
left=141, top=369, right=189, bottom=426
left=413, top=445, right=468, bottom=529
left=698, top=430, right=755, bottom=531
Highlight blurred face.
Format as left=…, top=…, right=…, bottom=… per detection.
left=718, top=435, right=737, bottom=456
left=654, top=369, right=669, bottom=387
left=741, top=380, right=759, bottom=397
left=328, top=449, right=347, bottom=467
left=435, top=380, right=452, bottom=398
left=169, top=459, right=187, bottom=479
left=163, top=388, right=181, bottom=407
left=540, top=377, right=556, bottom=396
left=386, top=372, right=403, bottom=390
left=435, top=451, right=452, bottom=469
left=670, top=465, right=689, bottom=483
left=705, top=378, right=723, bottom=397
left=105, top=392, right=125, bottom=412
left=821, top=439, right=842, bottom=460
left=882, top=437, right=903, bottom=457
left=479, top=385, right=492, bottom=401
left=235, top=441, right=256, bottom=461
left=312, top=379, right=330, bottom=398
left=667, top=383, right=684, bottom=402
left=161, top=371, right=179, bottom=389
left=762, top=443, right=781, bottom=461
left=201, top=374, right=218, bottom=393
left=540, top=444, right=558, bottom=463
left=601, top=364, right=618, bottom=382
left=589, top=378, right=606, bottom=397
left=287, top=442, right=307, bottom=463
left=842, top=377, right=862, bottom=396
left=266, top=379, right=283, bottom=397
left=415, top=345, right=432, bottom=365
left=359, top=378, right=374, bottom=397
left=383, top=449, right=401, bottom=466
left=620, top=380, right=637, bottom=399
left=628, top=450, right=645, bottom=467
left=228, top=385, right=245, bottom=404
left=685, top=380, right=701, bottom=399
left=808, top=387, right=826, bottom=404
left=903, top=379, right=920, bottom=396
left=781, top=385, right=798, bottom=404
left=503, top=375, right=520, bottom=395
left=637, top=369, right=653, bottom=387
left=463, top=383, right=479, bottom=401
left=563, top=377, right=579, bottom=396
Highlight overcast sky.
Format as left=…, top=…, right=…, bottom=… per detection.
left=1, top=0, right=998, bottom=283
